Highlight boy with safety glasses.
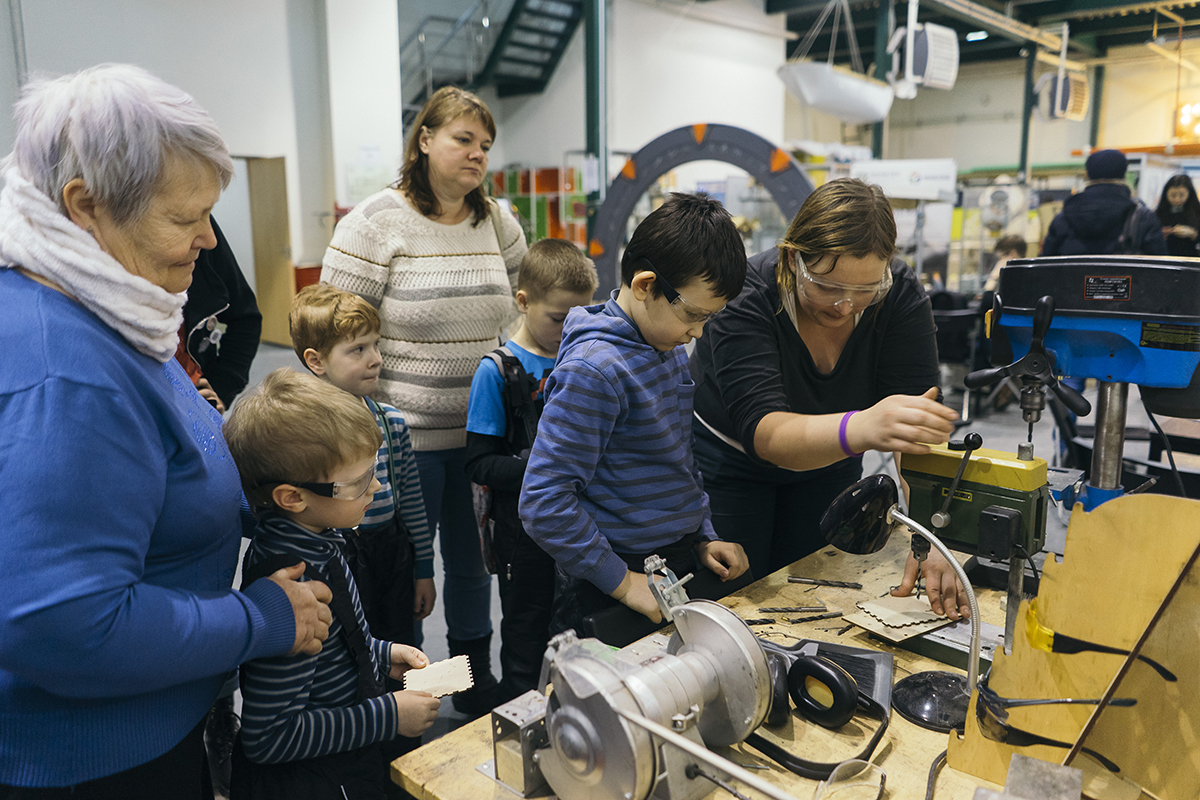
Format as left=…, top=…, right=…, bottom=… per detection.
left=518, top=193, right=751, bottom=635
left=223, top=368, right=440, bottom=796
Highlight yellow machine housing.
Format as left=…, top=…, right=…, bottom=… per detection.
left=901, top=444, right=1049, bottom=559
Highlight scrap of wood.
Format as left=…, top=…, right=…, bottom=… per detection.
left=403, top=654, right=474, bottom=697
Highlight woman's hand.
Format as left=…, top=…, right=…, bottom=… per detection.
left=848, top=388, right=958, bottom=456
left=195, top=378, right=225, bottom=413
left=1174, top=224, right=1198, bottom=239
left=611, top=570, right=663, bottom=623
left=268, top=562, right=333, bottom=656
left=695, top=540, right=749, bottom=581
left=892, top=549, right=970, bottom=620
left=413, top=577, right=437, bottom=621
left=388, top=644, right=430, bottom=680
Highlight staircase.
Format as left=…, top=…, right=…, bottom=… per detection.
left=400, top=0, right=583, bottom=127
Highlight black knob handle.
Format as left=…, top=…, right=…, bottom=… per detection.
left=932, top=433, right=983, bottom=529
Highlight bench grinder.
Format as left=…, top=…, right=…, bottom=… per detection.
left=489, top=556, right=793, bottom=800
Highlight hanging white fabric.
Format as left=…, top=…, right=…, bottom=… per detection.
left=777, top=0, right=894, bottom=125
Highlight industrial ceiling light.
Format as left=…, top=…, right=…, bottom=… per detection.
left=886, top=0, right=961, bottom=99
left=1035, top=23, right=1089, bottom=122
left=966, top=30, right=988, bottom=42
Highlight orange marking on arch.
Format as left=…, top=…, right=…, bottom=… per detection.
left=621, top=159, right=636, bottom=180
left=770, top=148, right=791, bottom=173
left=692, top=123, right=708, bottom=144
left=588, top=239, right=605, bottom=257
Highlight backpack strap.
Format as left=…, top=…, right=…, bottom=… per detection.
left=485, top=346, right=542, bottom=448
left=1116, top=200, right=1150, bottom=255
left=241, top=551, right=385, bottom=701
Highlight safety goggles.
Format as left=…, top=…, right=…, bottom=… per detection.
left=642, top=258, right=724, bottom=325
left=793, top=253, right=892, bottom=311
left=1026, top=599, right=1176, bottom=681
left=260, top=464, right=377, bottom=501
left=975, top=671, right=1128, bottom=773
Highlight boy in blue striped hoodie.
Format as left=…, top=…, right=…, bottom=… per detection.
left=224, top=369, right=440, bottom=797
left=519, top=193, right=750, bottom=634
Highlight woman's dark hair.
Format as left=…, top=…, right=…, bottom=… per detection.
left=620, top=192, right=747, bottom=301
left=396, top=86, right=496, bottom=227
left=775, top=179, right=897, bottom=301
left=1156, top=174, right=1200, bottom=223
left=994, top=235, right=1027, bottom=258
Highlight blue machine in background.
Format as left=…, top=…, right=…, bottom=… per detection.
left=967, top=255, right=1200, bottom=510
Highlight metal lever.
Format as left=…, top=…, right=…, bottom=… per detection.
left=965, top=296, right=1092, bottom=417
left=931, top=432, right=983, bottom=529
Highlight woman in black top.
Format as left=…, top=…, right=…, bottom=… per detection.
left=1156, top=174, right=1200, bottom=258
left=690, top=179, right=968, bottom=619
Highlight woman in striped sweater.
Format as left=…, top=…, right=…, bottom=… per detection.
left=321, top=86, right=526, bottom=716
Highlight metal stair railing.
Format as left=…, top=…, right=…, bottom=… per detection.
left=399, top=0, right=498, bottom=123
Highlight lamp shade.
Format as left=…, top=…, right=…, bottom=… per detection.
left=777, top=60, right=895, bottom=125
left=819, top=474, right=898, bottom=554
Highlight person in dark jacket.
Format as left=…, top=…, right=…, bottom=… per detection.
left=1156, top=174, right=1200, bottom=258
left=179, top=216, right=262, bottom=411
left=1041, top=150, right=1167, bottom=257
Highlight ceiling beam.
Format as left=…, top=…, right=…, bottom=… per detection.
left=921, top=0, right=1064, bottom=46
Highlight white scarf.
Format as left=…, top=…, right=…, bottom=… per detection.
left=0, top=166, right=185, bottom=362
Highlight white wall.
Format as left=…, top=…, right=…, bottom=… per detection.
left=1101, top=41, right=1200, bottom=148
left=8, top=0, right=334, bottom=265
left=489, top=0, right=790, bottom=187
left=327, top=0, right=403, bottom=206
left=885, top=59, right=1090, bottom=172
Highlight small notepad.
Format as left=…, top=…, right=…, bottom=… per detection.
left=402, top=654, right=475, bottom=697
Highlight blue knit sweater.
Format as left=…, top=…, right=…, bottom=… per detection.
left=0, top=269, right=297, bottom=787
left=519, top=294, right=716, bottom=594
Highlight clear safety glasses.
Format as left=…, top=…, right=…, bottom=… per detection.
left=975, top=670, right=1130, bottom=773
left=260, top=464, right=377, bottom=501
left=642, top=258, right=725, bottom=325
left=793, top=253, right=892, bottom=311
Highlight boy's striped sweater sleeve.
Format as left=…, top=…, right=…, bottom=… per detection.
left=518, top=360, right=630, bottom=595
left=386, top=409, right=435, bottom=578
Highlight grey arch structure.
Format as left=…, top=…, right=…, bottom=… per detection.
left=589, top=124, right=816, bottom=295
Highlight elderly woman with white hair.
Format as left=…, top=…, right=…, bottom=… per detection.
left=0, top=64, right=333, bottom=797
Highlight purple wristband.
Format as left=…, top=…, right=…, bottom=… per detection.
left=838, top=411, right=862, bottom=457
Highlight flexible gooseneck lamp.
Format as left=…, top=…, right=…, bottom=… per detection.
left=820, top=474, right=980, bottom=732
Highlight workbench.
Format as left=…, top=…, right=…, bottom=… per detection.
left=393, top=532, right=1007, bottom=800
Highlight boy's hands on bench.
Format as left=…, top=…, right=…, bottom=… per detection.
left=611, top=571, right=663, bottom=623
left=388, top=644, right=441, bottom=736
left=270, top=562, right=333, bottom=656
left=695, top=540, right=749, bottom=581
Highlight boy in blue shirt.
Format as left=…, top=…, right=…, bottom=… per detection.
left=465, top=239, right=598, bottom=702
left=224, top=368, right=440, bottom=798
left=519, top=193, right=750, bottom=636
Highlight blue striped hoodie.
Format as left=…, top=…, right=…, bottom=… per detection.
left=519, top=294, right=716, bottom=594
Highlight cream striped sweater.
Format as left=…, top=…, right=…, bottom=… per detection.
left=321, top=189, right=527, bottom=450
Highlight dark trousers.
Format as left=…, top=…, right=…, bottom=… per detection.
left=1, top=717, right=211, bottom=800
left=694, top=425, right=863, bottom=579
left=550, top=531, right=702, bottom=639
left=493, top=511, right=556, bottom=697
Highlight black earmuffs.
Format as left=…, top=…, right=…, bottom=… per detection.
left=749, top=654, right=891, bottom=780
left=787, top=655, right=859, bottom=729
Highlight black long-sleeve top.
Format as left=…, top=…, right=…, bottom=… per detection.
left=689, top=249, right=940, bottom=472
